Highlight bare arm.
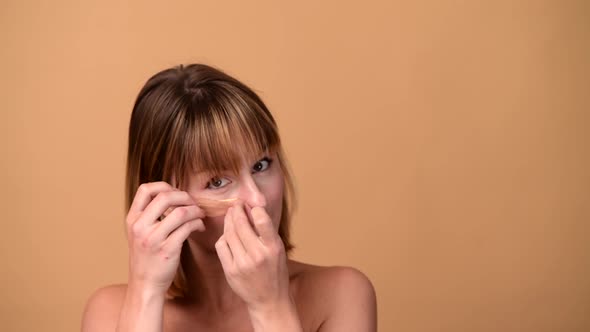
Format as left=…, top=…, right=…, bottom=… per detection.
left=81, top=182, right=206, bottom=332
left=115, top=284, right=165, bottom=332
left=247, top=294, right=304, bottom=332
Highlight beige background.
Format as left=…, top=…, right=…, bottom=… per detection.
left=1, top=0, right=589, bottom=331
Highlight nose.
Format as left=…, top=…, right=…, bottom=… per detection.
left=238, top=175, right=267, bottom=208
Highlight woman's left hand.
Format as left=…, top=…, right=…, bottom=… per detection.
left=215, top=201, right=291, bottom=312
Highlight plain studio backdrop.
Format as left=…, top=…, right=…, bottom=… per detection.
left=1, top=0, right=588, bottom=331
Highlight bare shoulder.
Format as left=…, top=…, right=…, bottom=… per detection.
left=288, top=260, right=377, bottom=332
left=290, top=260, right=375, bottom=293
left=81, top=284, right=128, bottom=332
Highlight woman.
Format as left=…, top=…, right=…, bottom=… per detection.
left=81, top=64, right=377, bottom=332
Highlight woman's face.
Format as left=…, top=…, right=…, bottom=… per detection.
left=183, top=150, right=285, bottom=244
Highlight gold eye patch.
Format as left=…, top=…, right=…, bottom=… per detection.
left=158, top=197, right=238, bottom=221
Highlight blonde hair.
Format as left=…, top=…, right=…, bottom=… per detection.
left=125, top=64, right=296, bottom=298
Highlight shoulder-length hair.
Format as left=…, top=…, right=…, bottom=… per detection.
left=125, top=63, right=296, bottom=299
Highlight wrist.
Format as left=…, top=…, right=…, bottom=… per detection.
left=247, top=296, right=302, bottom=332
left=116, top=282, right=165, bottom=332
left=126, top=281, right=166, bottom=305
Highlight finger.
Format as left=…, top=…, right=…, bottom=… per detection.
left=232, top=202, right=263, bottom=250
left=251, top=206, right=277, bottom=243
left=164, top=218, right=206, bottom=251
left=129, top=182, right=176, bottom=214
left=150, top=205, right=206, bottom=243
left=138, top=191, right=201, bottom=228
left=127, top=182, right=176, bottom=233
left=224, top=205, right=248, bottom=259
left=215, top=235, right=233, bottom=272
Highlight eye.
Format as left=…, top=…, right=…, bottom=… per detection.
left=206, top=176, right=231, bottom=190
left=253, top=157, right=273, bottom=173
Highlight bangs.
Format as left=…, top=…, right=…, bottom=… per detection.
left=166, top=84, right=280, bottom=189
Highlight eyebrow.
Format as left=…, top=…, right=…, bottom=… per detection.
left=194, top=154, right=270, bottom=177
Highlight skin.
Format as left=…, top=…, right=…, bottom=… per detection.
left=81, top=151, right=377, bottom=332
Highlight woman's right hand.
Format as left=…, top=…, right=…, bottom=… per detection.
left=125, top=181, right=206, bottom=296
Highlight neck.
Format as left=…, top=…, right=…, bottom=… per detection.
left=179, top=239, right=246, bottom=313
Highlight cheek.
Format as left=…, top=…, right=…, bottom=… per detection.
left=269, top=178, right=284, bottom=203
left=264, top=176, right=285, bottom=228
